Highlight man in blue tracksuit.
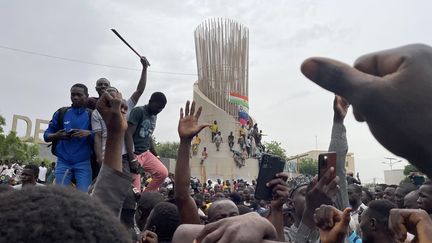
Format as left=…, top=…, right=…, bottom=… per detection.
left=44, top=83, right=93, bottom=192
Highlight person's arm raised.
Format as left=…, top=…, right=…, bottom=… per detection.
left=175, top=100, right=209, bottom=224
left=330, top=95, right=350, bottom=210
left=301, top=44, right=432, bottom=178
left=96, top=91, right=127, bottom=171
left=130, top=56, right=149, bottom=104
left=296, top=169, right=339, bottom=243
left=266, top=172, right=290, bottom=241
left=90, top=91, right=131, bottom=217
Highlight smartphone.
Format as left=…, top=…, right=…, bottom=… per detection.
left=318, top=152, right=336, bottom=181
left=66, top=129, right=78, bottom=135
left=254, top=153, right=286, bottom=200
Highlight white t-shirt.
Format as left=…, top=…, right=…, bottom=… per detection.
left=38, top=166, right=48, bottom=182
left=91, top=98, right=136, bottom=158
left=1, top=168, right=14, bottom=177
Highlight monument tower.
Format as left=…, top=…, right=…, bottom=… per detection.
left=191, top=18, right=258, bottom=182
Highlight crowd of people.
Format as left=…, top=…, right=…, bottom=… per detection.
left=0, top=161, right=55, bottom=185
left=194, top=118, right=265, bottom=168
left=1, top=44, right=432, bottom=243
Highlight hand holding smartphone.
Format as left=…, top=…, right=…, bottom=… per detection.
left=318, top=152, right=336, bottom=181
left=254, top=153, right=286, bottom=200
left=66, top=129, right=78, bottom=136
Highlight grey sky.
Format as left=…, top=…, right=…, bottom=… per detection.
left=1, top=0, right=431, bottom=183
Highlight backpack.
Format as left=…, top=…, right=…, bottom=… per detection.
left=49, top=107, right=92, bottom=156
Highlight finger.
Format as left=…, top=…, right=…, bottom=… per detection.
left=185, top=100, right=190, bottom=116
left=110, top=96, right=122, bottom=110
left=190, top=101, right=196, bottom=116
left=340, top=208, right=352, bottom=225
left=275, top=172, right=289, bottom=181
left=195, top=221, right=222, bottom=243
left=314, top=206, right=330, bottom=229
left=101, top=90, right=115, bottom=102
left=200, top=228, right=224, bottom=243
left=318, top=167, right=335, bottom=188
left=306, top=177, right=318, bottom=192
left=97, top=92, right=115, bottom=111
left=301, top=57, right=377, bottom=102
left=266, top=178, right=286, bottom=188
left=273, top=187, right=290, bottom=200
left=195, top=106, right=203, bottom=119
left=325, top=178, right=340, bottom=197
left=180, top=108, right=184, bottom=119
left=217, top=229, right=235, bottom=243
left=272, top=184, right=289, bottom=194
left=197, top=124, right=211, bottom=133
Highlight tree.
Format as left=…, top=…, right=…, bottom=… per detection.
left=0, top=115, right=42, bottom=164
left=403, top=164, right=419, bottom=175
left=298, top=158, right=318, bottom=176
left=263, top=141, right=288, bottom=160
left=155, top=141, right=179, bottom=159
left=0, top=115, right=5, bottom=134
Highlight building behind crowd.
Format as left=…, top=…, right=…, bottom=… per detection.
left=286, top=150, right=356, bottom=177
left=384, top=169, right=405, bottom=185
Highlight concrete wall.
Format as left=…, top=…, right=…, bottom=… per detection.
left=192, top=83, right=259, bottom=183
left=384, top=169, right=404, bottom=185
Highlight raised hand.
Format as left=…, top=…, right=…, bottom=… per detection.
left=314, top=205, right=352, bottom=243
left=96, top=91, right=127, bottom=133
left=140, top=56, right=150, bottom=68
left=266, top=172, right=290, bottom=209
left=301, top=44, right=432, bottom=178
left=333, top=95, right=350, bottom=122
left=306, top=168, right=340, bottom=210
left=178, top=101, right=209, bottom=141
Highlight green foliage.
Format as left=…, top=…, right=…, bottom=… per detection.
left=0, top=115, right=5, bottom=134
left=0, top=115, right=44, bottom=164
left=263, top=141, right=288, bottom=160
left=32, top=157, right=51, bottom=166
left=298, top=158, right=318, bottom=176
left=403, top=164, right=419, bottom=175
left=155, top=141, right=179, bottom=159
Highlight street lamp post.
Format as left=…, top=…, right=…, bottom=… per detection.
left=382, top=157, right=402, bottom=170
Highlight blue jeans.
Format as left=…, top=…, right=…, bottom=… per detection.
left=55, top=158, right=92, bottom=192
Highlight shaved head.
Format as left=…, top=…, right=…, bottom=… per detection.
left=207, top=199, right=239, bottom=223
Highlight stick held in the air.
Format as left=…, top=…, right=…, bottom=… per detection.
left=111, top=29, right=150, bottom=66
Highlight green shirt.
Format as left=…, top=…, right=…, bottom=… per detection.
left=128, top=105, right=157, bottom=154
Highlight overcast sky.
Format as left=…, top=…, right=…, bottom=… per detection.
left=1, top=0, right=431, bottom=183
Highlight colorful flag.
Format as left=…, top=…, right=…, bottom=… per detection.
left=238, top=105, right=249, bottom=125
left=229, top=92, right=249, bottom=108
